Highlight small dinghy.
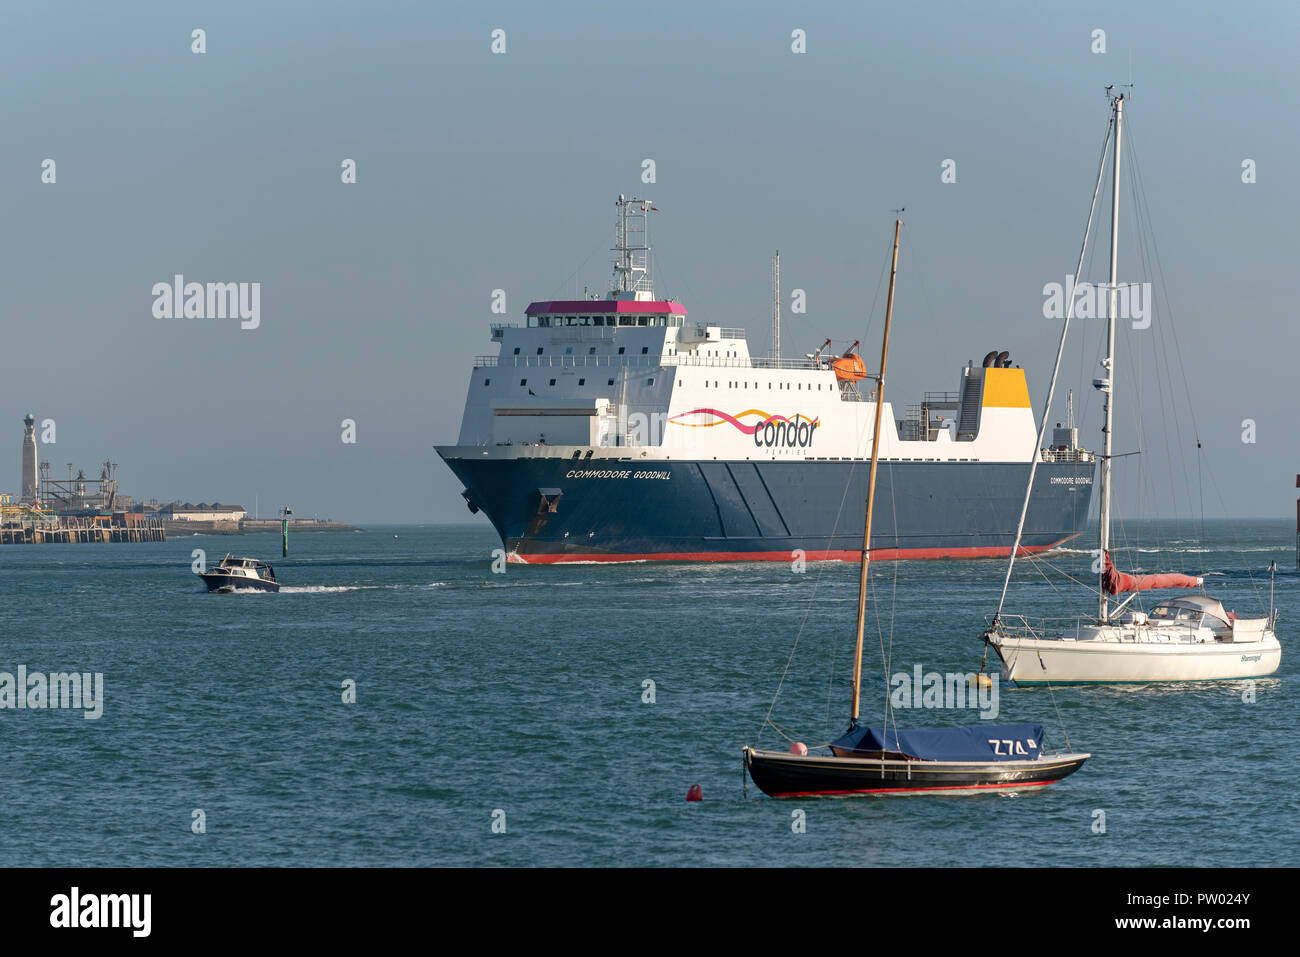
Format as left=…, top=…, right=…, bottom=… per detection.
left=744, top=220, right=1089, bottom=798
left=200, top=554, right=280, bottom=593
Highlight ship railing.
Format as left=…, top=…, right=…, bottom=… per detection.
left=472, top=354, right=833, bottom=371
left=474, top=355, right=661, bottom=369
left=749, top=356, right=832, bottom=370
left=1040, top=448, right=1096, bottom=463
left=922, top=391, right=960, bottom=407
left=986, top=614, right=1096, bottom=641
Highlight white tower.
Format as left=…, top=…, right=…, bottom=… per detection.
left=21, top=413, right=38, bottom=503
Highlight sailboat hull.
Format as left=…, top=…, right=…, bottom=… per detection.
left=743, top=747, right=1089, bottom=797
left=995, top=636, right=1281, bottom=684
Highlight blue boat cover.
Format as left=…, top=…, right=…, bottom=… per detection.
left=831, top=723, right=1045, bottom=762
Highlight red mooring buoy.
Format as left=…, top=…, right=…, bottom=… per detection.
left=790, top=741, right=808, bottom=756
left=686, top=784, right=703, bottom=802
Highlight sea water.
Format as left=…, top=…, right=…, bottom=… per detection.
left=0, top=519, right=1294, bottom=866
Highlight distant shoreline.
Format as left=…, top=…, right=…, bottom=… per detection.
left=163, top=518, right=359, bottom=536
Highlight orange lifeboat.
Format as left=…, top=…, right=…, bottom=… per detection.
left=831, top=349, right=868, bottom=382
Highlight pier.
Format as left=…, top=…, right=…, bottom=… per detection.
left=0, top=507, right=165, bottom=545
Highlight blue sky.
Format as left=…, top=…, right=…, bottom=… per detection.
left=2, top=1, right=1296, bottom=523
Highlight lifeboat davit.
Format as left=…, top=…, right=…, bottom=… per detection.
left=831, top=351, right=868, bottom=382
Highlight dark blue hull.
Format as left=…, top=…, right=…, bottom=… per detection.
left=200, top=572, right=280, bottom=592
left=440, top=454, right=1094, bottom=563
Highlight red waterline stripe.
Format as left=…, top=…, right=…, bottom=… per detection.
left=509, top=540, right=1071, bottom=564
left=769, top=780, right=1054, bottom=797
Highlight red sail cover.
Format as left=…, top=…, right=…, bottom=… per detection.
left=1101, top=550, right=1201, bottom=595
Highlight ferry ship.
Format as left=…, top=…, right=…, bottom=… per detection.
left=436, top=197, right=1095, bottom=563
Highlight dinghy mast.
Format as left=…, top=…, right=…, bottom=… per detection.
left=850, top=219, right=901, bottom=726
left=1097, top=92, right=1124, bottom=622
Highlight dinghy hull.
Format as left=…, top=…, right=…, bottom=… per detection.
left=743, top=746, right=1089, bottom=797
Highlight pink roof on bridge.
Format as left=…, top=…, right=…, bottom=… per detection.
left=525, top=300, right=687, bottom=316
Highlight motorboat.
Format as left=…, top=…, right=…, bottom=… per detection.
left=200, top=554, right=280, bottom=593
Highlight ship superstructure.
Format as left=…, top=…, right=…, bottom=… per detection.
left=436, top=197, right=1095, bottom=562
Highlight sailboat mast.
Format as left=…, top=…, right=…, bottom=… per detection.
left=850, top=219, right=901, bottom=725
left=1098, top=93, right=1123, bottom=622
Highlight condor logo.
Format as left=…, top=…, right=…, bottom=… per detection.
left=667, top=408, right=821, bottom=448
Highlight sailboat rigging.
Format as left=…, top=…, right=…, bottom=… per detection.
left=743, top=220, right=1090, bottom=797
left=983, top=91, right=1282, bottom=685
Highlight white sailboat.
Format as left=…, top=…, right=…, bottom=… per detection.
left=984, top=91, right=1281, bottom=685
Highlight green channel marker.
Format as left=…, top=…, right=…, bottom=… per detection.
left=281, top=505, right=292, bottom=557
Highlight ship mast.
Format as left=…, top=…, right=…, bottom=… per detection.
left=772, top=250, right=781, bottom=360
left=1097, top=93, right=1123, bottom=622
left=850, top=219, right=901, bottom=725
left=610, top=195, right=654, bottom=300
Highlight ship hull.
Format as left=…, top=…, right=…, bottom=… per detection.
left=438, top=452, right=1094, bottom=563
left=200, top=573, right=279, bottom=593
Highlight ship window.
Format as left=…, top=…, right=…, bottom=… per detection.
left=484, top=378, right=490, bottom=386
left=607, top=378, right=615, bottom=386
left=565, top=347, right=573, bottom=355
left=579, top=378, right=585, bottom=385
left=646, top=377, right=655, bottom=385
left=618, top=347, right=625, bottom=354
left=588, top=347, right=596, bottom=354
left=513, top=347, right=520, bottom=355
left=520, top=379, right=527, bottom=386
left=549, top=379, right=556, bottom=386
left=537, top=347, right=543, bottom=355
left=641, top=347, right=649, bottom=354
